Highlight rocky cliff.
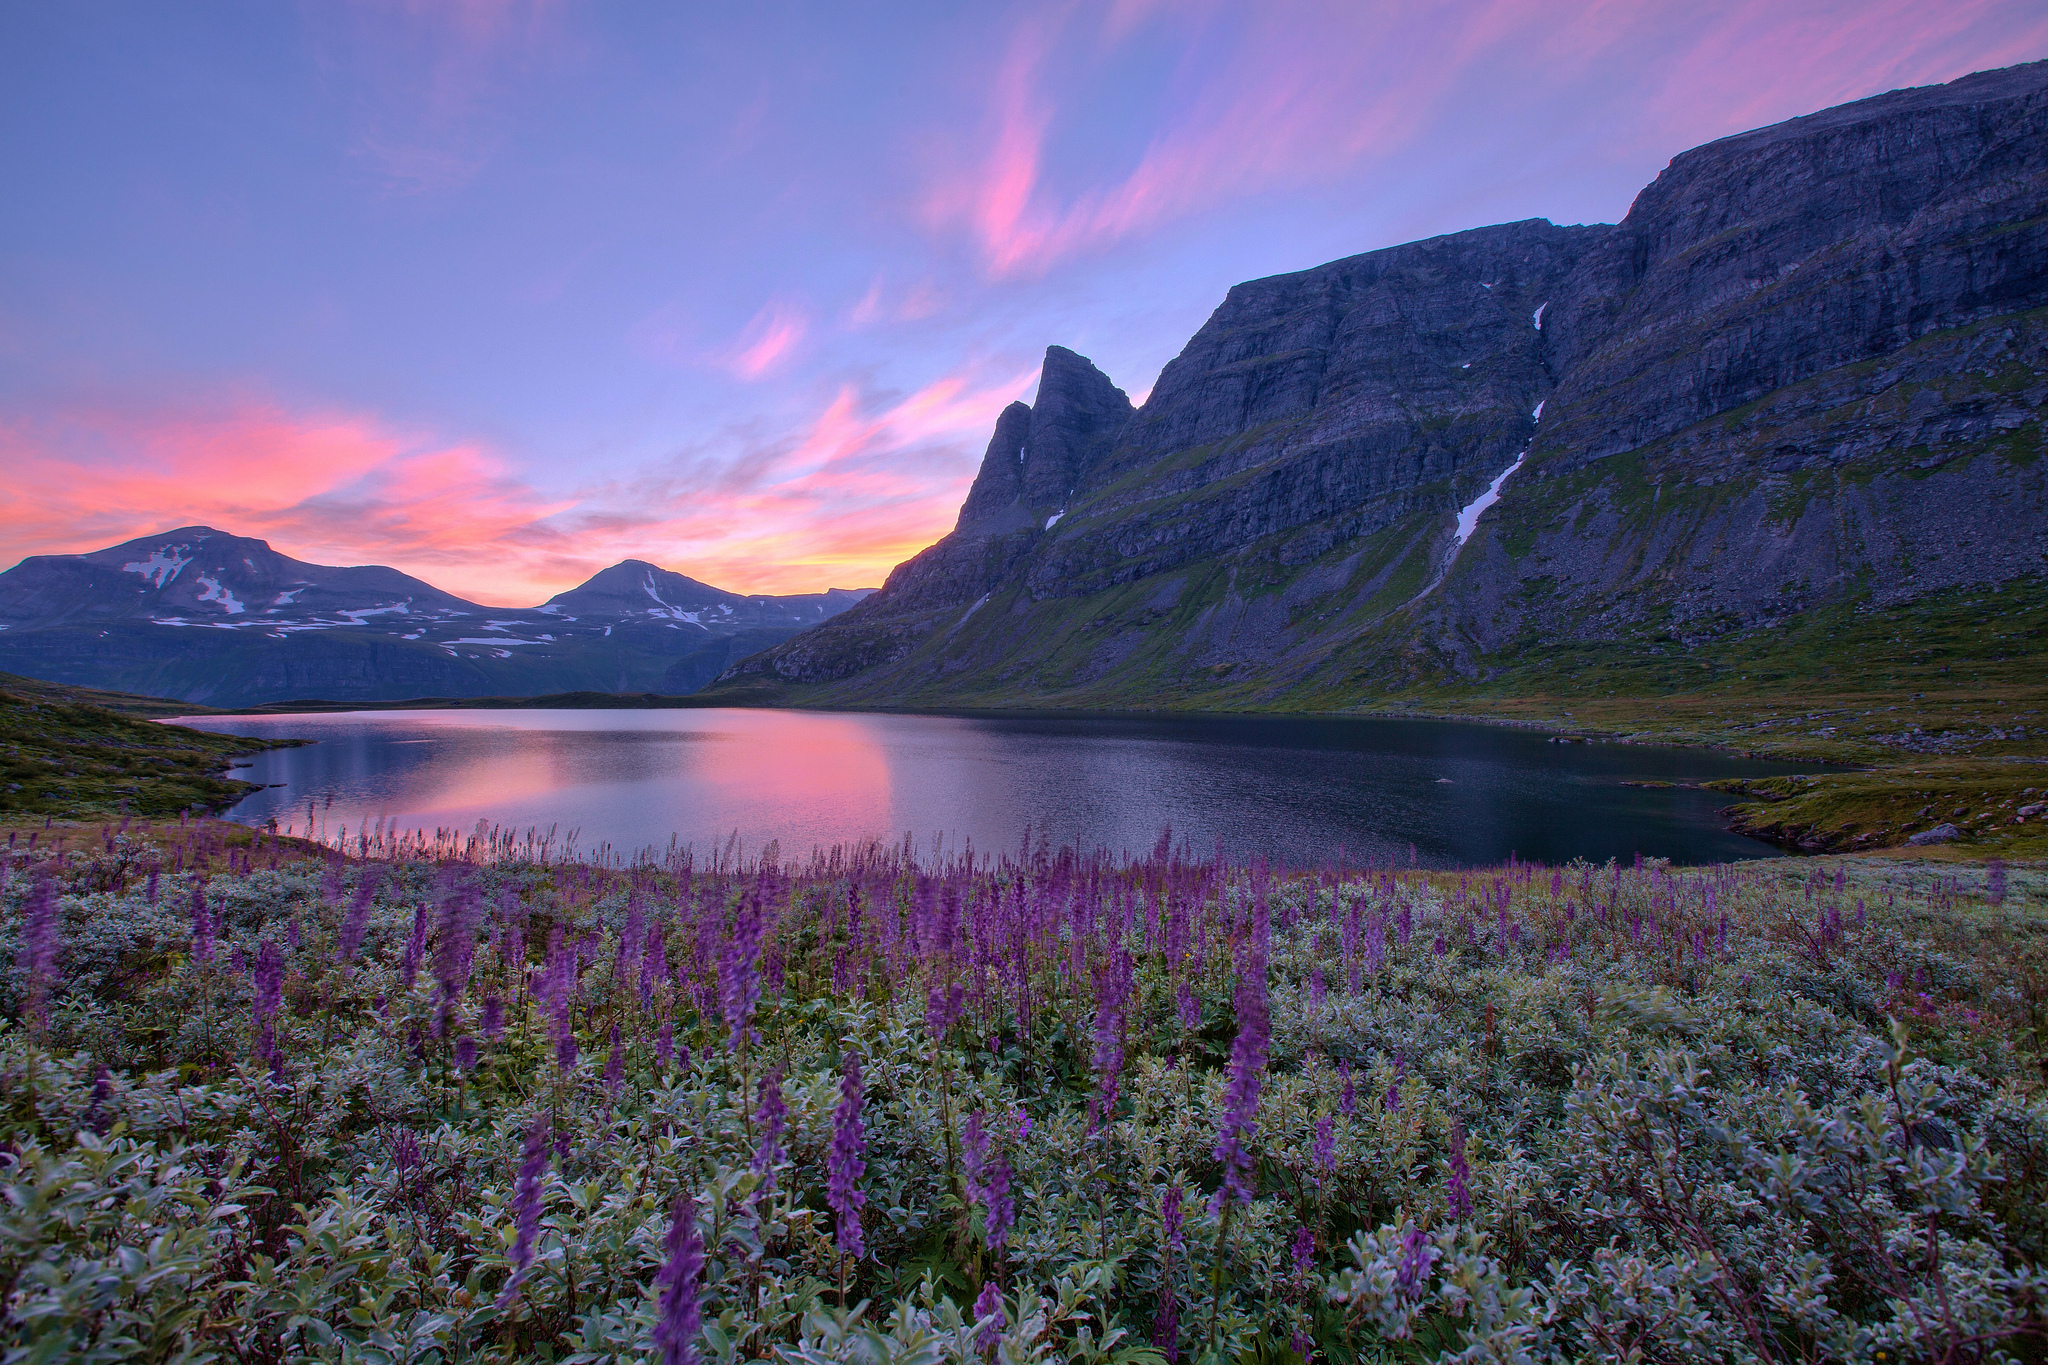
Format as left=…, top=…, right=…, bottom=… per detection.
left=717, top=61, right=2048, bottom=707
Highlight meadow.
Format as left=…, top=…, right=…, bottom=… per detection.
left=1, top=819, right=2045, bottom=1364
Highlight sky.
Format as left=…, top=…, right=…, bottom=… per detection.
left=2, top=1, right=2042, bottom=606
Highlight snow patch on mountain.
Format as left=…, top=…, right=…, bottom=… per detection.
left=193, top=576, right=246, bottom=614
left=122, top=549, right=193, bottom=588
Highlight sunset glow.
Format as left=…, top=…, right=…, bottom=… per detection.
left=3, top=1, right=2041, bottom=599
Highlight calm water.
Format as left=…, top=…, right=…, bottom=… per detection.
left=173, top=708, right=1812, bottom=867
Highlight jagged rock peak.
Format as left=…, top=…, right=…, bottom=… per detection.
left=955, top=347, right=1133, bottom=534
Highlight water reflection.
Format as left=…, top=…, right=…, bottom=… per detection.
left=175, top=707, right=1814, bottom=867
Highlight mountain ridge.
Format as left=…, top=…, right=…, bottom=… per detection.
left=0, top=526, right=876, bottom=706
left=713, top=59, right=2048, bottom=711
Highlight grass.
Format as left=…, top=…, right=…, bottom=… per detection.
left=0, top=672, right=281, bottom=821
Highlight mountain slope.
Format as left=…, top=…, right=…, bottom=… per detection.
left=715, top=61, right=2048, bottom=712
left=0, top=528, right=875, bottom=706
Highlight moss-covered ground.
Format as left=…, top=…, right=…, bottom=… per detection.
left=0, top=672, right=280, bottom=821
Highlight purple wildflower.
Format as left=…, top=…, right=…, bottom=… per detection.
left=498, top=1116, right=551, bottom=1308
left=338, top=868, right=381, bottom=962
left=973, top=1279, right=1004, bottom=1354
left=827, top=1052, right=868, bottom=1259
left=752, top=1066, right=787, bottom=1189
left=720, top=889, right=767, bottom=1052
left=251, top=939, right=286, bottom=1069
left=18, top=876, right=59, bottom=1028
left=656, top=1020, right=675, bottom=1070
left=481, top=995, right=504, bottom=1040
left=1154, top=1294, right=1180, bottom=1363
left=1291, top=1225, right=1315, bottom=1280
left=963, top=1108, right=989, bottom=1199
left=399, top=902, right=428, bottom=993
left=190, top=882, right=214, bottom=963
left=1339, top=1060, right=1357, bottom=1116
left=981, top=1149, right=1015, bottom=1250
left=1156, top=1184, right=1185, bottom=1362
left=1211, top=960, right=1271, bottom=1212
left=653, top=1193, right=705, bottom=1365
left=1175, top=982, right=1199, bottom=1030
left=1312, top=1115, right=1336, bottom=1180
left=604, top=1024, right=625, bottom=1095
left=433, top=874, right=484, bottom=1019
left=1394, top=1226, right=1436, bottom=1300
left=454, top=1035, right=478, bottom=1072
left=1446, top=1119, right=1472, bottom=1219
left=640, top=920, right=665, bottom=1005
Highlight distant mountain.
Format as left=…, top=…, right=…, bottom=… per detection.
left=537, top=559, right=871, bottom=628
left=715, top=61, right=2048, bottom=708
left=0, top=527, right=874, bottom=706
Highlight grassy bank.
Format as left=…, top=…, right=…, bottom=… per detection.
left=1, top=832, right=2043, bottom=1362
left=0, top=673, right=283, bottom=821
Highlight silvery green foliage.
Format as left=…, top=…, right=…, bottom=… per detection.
left=0, top=833, right=2044, bottom=1363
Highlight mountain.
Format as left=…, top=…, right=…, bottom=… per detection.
left=715, top=61, right=2048, bottom=708
left=0, top=527, right=875, bottom=706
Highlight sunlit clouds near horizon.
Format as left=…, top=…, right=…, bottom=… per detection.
left=3, top=0, right=2042, bottom=605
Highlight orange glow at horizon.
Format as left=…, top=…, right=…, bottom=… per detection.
left=0, top=364, right=1034, bottom=606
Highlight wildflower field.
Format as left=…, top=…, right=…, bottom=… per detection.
left=2, top=820, right=2045, bottom=1364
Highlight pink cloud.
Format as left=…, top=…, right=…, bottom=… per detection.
left=0, top=358, right=1036, bottom=604
left=927, top=0, right=2047, bottom=275
left=727, top=299, right=811, bottom=379
left=843, top=277, right=946, bottom=330
left=925, top=3, right=1452, bottom=275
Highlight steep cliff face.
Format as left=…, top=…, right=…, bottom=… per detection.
left=718, top=61, right=2048, bottom=707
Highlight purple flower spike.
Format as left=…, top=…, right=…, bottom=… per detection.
left=604, top=1024, right=625, bottom=1095
left=1211, top=961, right=1271, bottom=1212
left=1291, top=1225, right=1314, bottom=1279
left=189, top=882, right=214, bottom=963
left=1339, top=1060, right=1357, bottom=1117
left=339, top=868, right=381, bottom=962
left=1394, top=1225, right=1436, bottom=1300
left=19, top=876, right=59, bottom=1027
left=1446, top=1119, right=1472, bottom=1219
left=963, top=1108, right=989, bottom=1198
left=653, top=1192, right=705, bottom=1365
left=752, top=1066, right=787, bottom=1189
left=481, top=995, right=504, bottom=1040
left=656, top=1021, right=675, bottom=1070
left=454, top=1035, right=478, bottom=1072
left=1161, top=1183, right=1185, bottom=1251
left=973, top=1279, right=1004, bottom=1353
left=828, top=1052, right=868, bottom=1260
left=251, top=939, right=286, bottom=1069
left=720, top=889, right=767, bottom=1053
left=1311, top=1115, right=1336, bottom=1178
left=498, top=1115, right=551, bottom=1308
left=981, top=1150, right=1014, bottom=1250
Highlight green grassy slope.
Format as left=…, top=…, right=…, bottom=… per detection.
left=0, top=673, right=278, bottom=819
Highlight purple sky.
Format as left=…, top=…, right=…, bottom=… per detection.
left=3, top=0, right=2041, bottom=604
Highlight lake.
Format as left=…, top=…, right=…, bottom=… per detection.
left=170, top=707, right=1815, bottom=867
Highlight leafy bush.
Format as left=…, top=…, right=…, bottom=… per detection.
left=1, top=827, right=2044, bottom=1363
